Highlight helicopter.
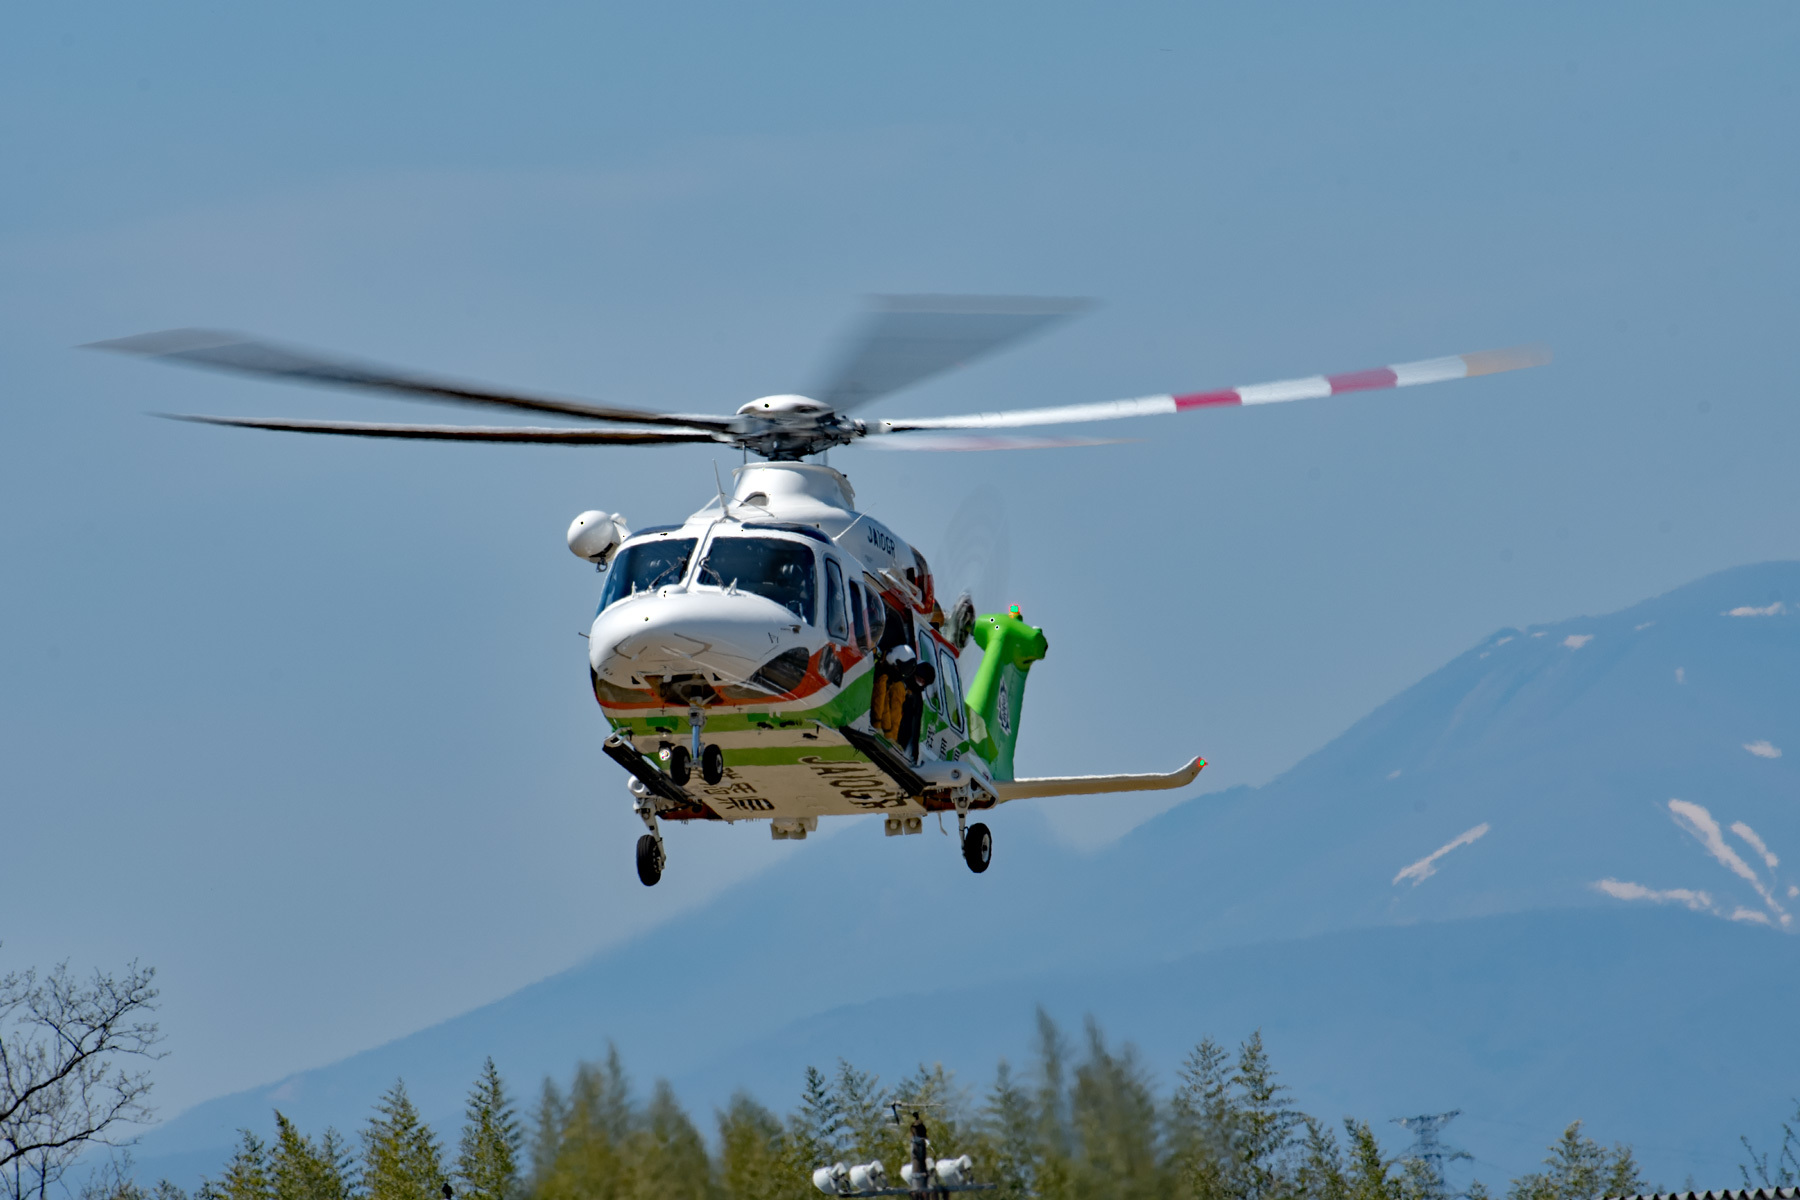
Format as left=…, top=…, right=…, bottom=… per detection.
left=89, top=297, right=1548, bottom=886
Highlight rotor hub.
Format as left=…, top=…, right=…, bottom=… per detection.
left=734, top=395, right=860, bottom=460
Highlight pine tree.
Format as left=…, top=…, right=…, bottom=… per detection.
left=526, top=1079, right=565, bottom=1192
left=532, top=1107, right=621, bottom=1200
left=833, top=1062, right=890, bottom=1166
left=976, top=1060, right=1039, bottom=1200
left=1343, top=1121, right=1401, bottom=1200
left=361, top=1081, right=445, bottom=1200
left=1507, top=1122, right=1644, bottom=1200
left=618, top=1081, right=714, bottom=1200
left=1295, top=1119, right=1348, bottom=1200
left=1028, top=1010, right=1074, bottom=1200
left=590, top=1050, right=633, bottom=1144
left=533, top=1060, right=630, bottom=1200
left=1170, top=1039, right=1234, bottom=1200
left=1231, top=1032, right=1301, bottom=1200
left=455, top=1059, right=520, bottom=1200
left=1067, top=1018, right=1162, bottom=1200
left=787, top=1067, right=842, bottom=1170
left=271, top=1114, right=354, bottom=1200
left=201, top=1131, right=274, bottom=1200
left=717, top=1093, right=785, bottom=1200
left=555, top=1050, right=635, bottom=1162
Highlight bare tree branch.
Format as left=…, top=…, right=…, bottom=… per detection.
left=0, top=960, right=163, bottom=1200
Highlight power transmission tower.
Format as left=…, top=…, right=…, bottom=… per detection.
left=1392, top=1111, right=1473, bottom=1200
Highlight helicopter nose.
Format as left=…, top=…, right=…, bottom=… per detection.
left=589, top=592, right=806, bottom=687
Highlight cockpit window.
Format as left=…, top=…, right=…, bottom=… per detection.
left=599, top=537, right=696, bottom=611
left=847, top=580, right=869, bottom=649
left=697, top=537, right=817, bottom=623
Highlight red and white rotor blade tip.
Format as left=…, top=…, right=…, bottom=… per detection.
left=874, top=344, right=1550, bottom=434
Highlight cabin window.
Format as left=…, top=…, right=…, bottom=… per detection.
left=910, top=547, right=935, bottom=608
left=599, top=537, right=696, bottom=611
left=824, top=559, right=849, bottom=642
left=936, top=645, right=965, bottom=733
left=863, top=577, right=891, bottom=648
left=697, top=537, right=816, bottom=623
left=917, top=632, right=942, bottom=711
left=847, top=580, right=870, bottom=649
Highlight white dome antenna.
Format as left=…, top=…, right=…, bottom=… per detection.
left=567, top=511, right=630, bottom=565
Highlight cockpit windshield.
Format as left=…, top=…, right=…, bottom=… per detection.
left=599, top=537, right=697, bottom=611
left=697, top=536, right=816, bottom=623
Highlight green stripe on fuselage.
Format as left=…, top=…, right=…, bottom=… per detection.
left=712, top=744, right=865, bottom=766
left=605, top=670, right=875, bottom=739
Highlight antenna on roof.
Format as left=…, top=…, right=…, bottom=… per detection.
left=712, top=460, right=733, bottom=515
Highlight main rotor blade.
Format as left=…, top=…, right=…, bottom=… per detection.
left=872, top=344, right=1551, bottom=433
left=163, top=414, right=722, bottom=445
left=857, top=432, right=1132, bottom=451
left=816, top=295, right=1090, bottom=414
left=90, top=329, right=741, bottom=433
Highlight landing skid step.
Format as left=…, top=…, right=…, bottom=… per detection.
left=836, top=724, right=926, bottom=796
left=603, top=733, right=693, bottom=807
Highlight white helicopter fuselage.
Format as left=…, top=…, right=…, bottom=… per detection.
left=582, top=461, right=980, bottom=831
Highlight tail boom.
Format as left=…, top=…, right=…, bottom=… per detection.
left=991, top=756, right=1205, bottom=802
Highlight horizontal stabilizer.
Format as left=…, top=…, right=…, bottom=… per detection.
left=993, top=756, right=1205, bottom=801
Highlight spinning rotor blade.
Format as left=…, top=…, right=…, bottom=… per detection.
left=858, top=432, right=1131, bottom=451
left=89, top=329, right=739, bottom=433
left=872, top=344, right=1551, bottom=434
left=939, top=486, right=1011, bottom=617
left=817, top=295, right=1090, bottom=413
left=163, top=414, right=721, bottom=445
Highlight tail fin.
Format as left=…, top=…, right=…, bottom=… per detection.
left=965, top=606, right=1048, bottom=782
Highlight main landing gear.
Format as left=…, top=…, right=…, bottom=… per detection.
left=962, top=821, right=993, bottom=873
left=952, top=793, right=992, bottom=874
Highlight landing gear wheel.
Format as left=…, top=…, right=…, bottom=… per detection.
left=667, top=745, right=691, bottom=785
left=636, top=834, right=664, bottom=887
left=962, top=822, right=992, bottom=874
left=701, top=743, right=725, bottom=785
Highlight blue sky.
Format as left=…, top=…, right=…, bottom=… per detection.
left=3, top=2, right=1797, bottom=1124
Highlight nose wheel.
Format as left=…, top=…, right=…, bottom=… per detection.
left=700, top=743, right=725, bottom=785
left=629, top=786, right=668, bottom=888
